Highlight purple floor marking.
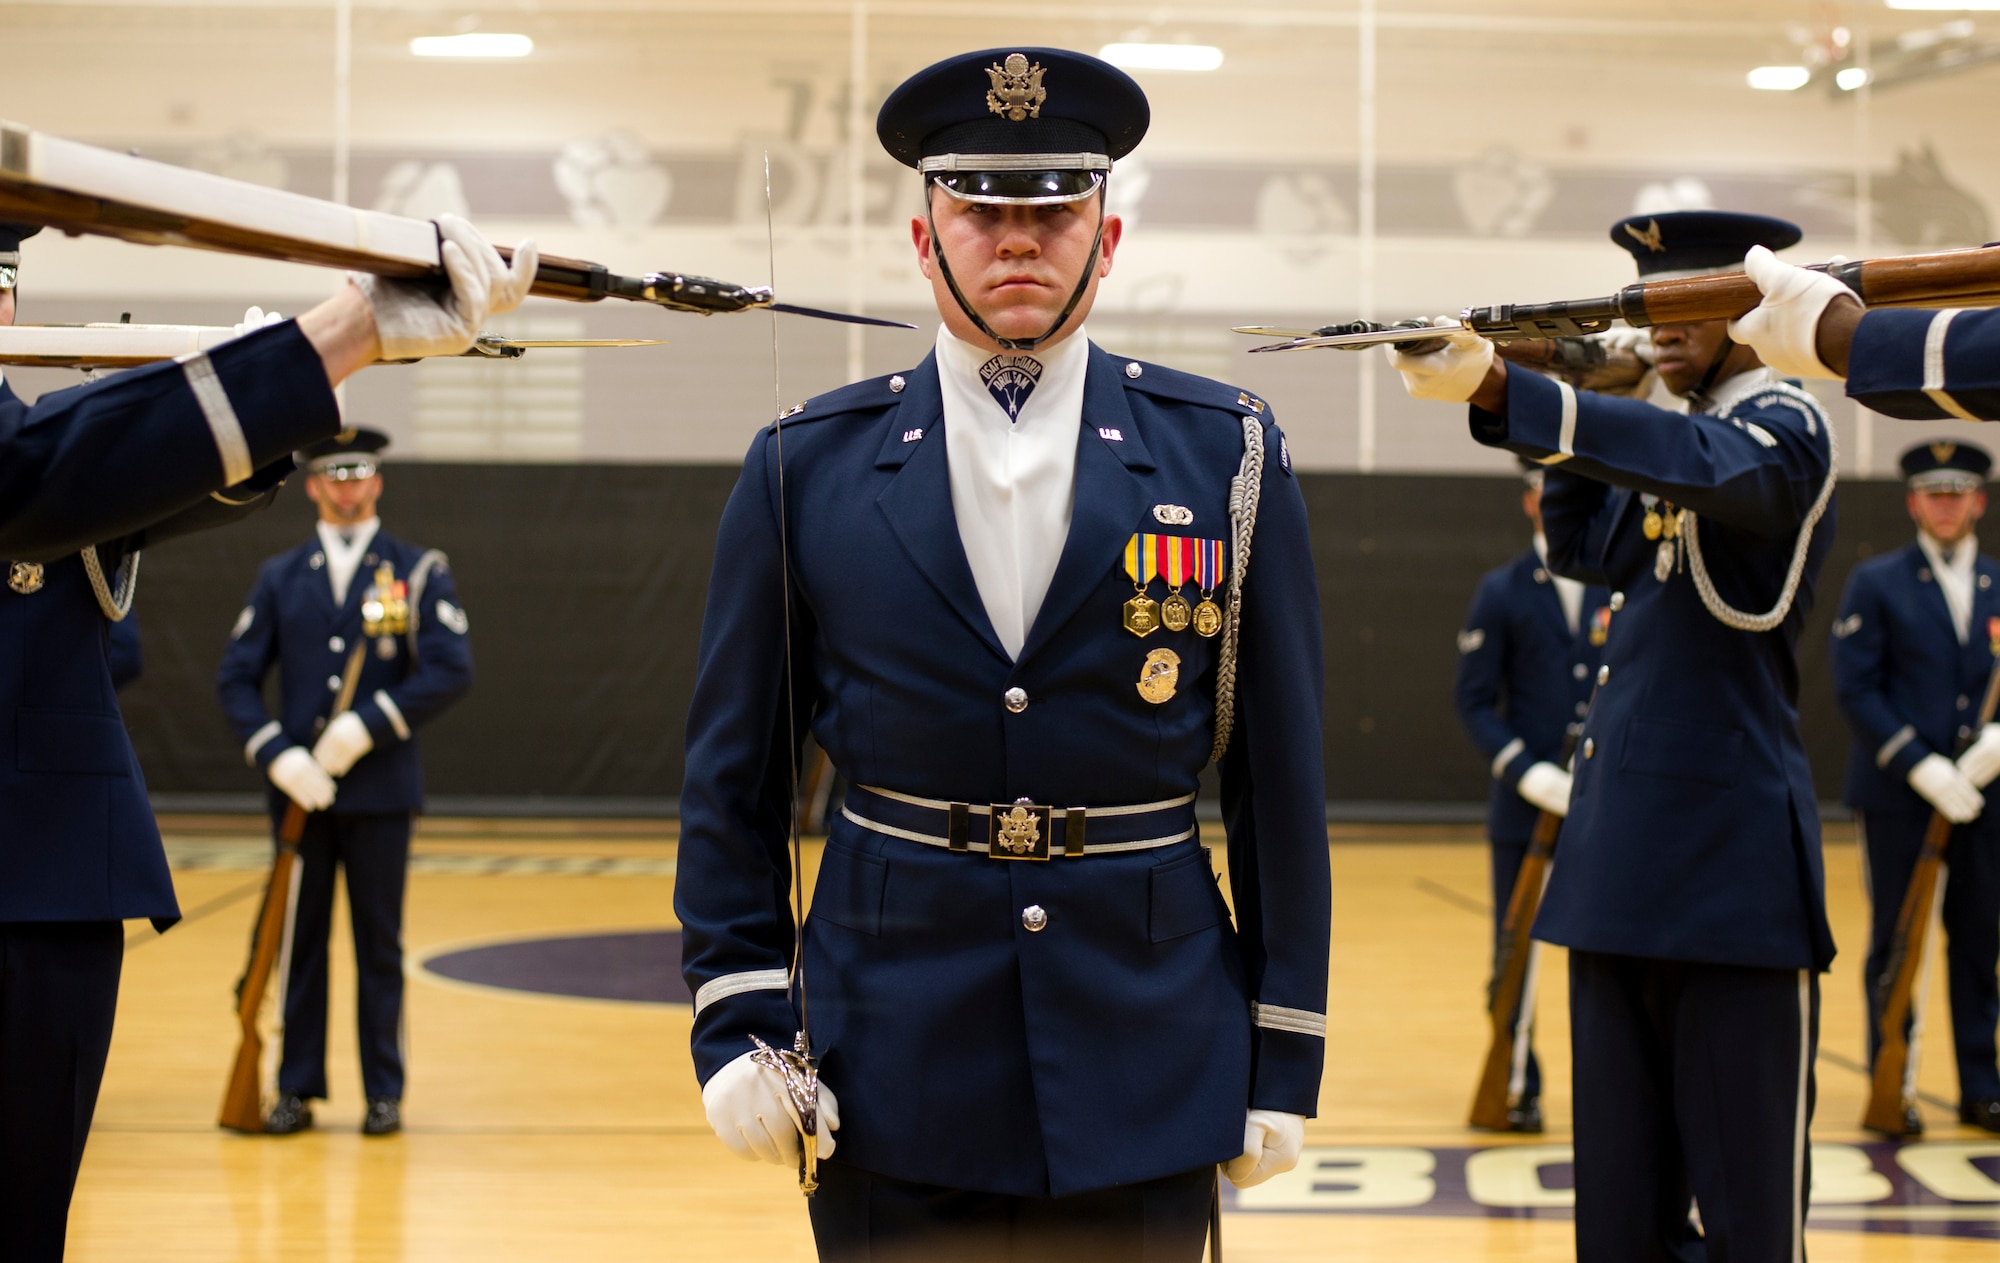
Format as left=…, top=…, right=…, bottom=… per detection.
left=425, top=930, right=691, bottom=1005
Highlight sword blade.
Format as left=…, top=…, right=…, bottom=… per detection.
left=769, top=302, right=916, bottom=330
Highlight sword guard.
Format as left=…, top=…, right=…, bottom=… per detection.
left=748, top=1032, right=821, bottom=1196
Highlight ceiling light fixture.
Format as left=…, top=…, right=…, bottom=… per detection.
left=1097, top=43, right=1224, bottom=72
left=410, top=33, right=534, bottom=58
left=1836, top=66, right=1874, bottom=88
left=1746, top=64, right=1812, bottom=89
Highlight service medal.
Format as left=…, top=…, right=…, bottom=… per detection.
left=1123, top=594, right=1162, bottom=636
left=1161, top=593, right=1192, bottom=632
left=1642, top=509, right=1663, bottom=541
left=7, top=561, right=44, bottom=595
left=1192, top=599, right=1223, bottom=638
left=1159, top=534, right=1193, bottom=632
left=1989, top=616, right=2000, bottom=658
left=1191, top=537, right=1225, bottom=638
left=1137, top=647, right=1181, bottom=704
left=1123, top=534, right=1162, bottom=637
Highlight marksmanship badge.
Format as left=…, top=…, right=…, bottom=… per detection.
left=8, top=562, right=44, bottom=595
left=986, top=54, right=1047, bottom=121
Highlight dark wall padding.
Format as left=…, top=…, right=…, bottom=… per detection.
left=117, top=465, right=1916, bottom=808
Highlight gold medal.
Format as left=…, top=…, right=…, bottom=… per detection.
left=1193, top=599, right=1223, bottom=638
left=1123, top=534, right=1163, bottom=637
left=1160, top=536, right=1194, bottom=632
left=1661, top=507, right=1681, bottom=540
left=1161, top=591, right=1192, bottom=632
left=1642, top=509, right=1663, bottom=541
left=1137, top=647, right=1181, bottom=704
left=1190, top=538, right=1225, bottom=638
left=1123, top=594, right=1161, bottom=637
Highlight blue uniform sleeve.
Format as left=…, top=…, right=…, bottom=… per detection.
left=216, top=566, right=289, bottom=771
left=353, top=559, right=473, bottom=748
left=1537, top=469, right=1617, bottom=588
left=1830, top=566, right=1930, bottom=780
left=1846, top=307, right=2000, bottom=422
left=677, top=431, right=815, bottom=1085
left=0, top=321, right=340, bottom=560
left=1218, top=418, right=1332, bottom=1117
left=1473, top=369, right=1830, bottom=541
left=1453, top=573, right=1531, bottom=789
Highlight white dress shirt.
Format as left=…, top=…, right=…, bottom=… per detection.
left=317, top=517, right=381, bottom=608
left=1533, top=533, right=1584, bottom=636
left=936, top=324, right=1091, bottom=660
left=1918, top=530, right=1978, bottom=645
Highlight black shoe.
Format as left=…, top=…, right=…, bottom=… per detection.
left=264, top=1093, right=314, bottom=1135
left=362, top=1098, right=402, bottom=1136
left=1960, top=1099, right=2000, bottom=1132
left=1506, top=1098, right=1545, bottom=1134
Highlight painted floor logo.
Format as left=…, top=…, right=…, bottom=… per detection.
left=1226, top=1143, right=2000, bottom=1239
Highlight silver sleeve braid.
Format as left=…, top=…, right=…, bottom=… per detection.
left=1683, top=391, right=1836, bottom=633
left=1211, top=415, right=1265, bottom=764
left=81, top=545, right=140, bottom=621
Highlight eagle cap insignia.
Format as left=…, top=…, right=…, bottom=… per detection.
left=1932, top=441, right=1958, bottom=464
left=986, top=53, right=1047, bottom=122
left=1625, top=218, right=1666, bottom=254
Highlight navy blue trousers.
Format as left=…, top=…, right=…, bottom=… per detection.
left=274, top=810, right=412, bottom=1102
left=807, top=1159, right=1214, bottom=1263
left=1489, top=835, right=1543, bottom=1103
left=0, top=921, right=122, bottom=1263
left=1570, top=951, right=1818, bottom=1263
left=1858, top=807, right=2000, bottom=1103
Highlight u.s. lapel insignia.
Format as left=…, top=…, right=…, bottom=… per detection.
left=986, top=53, right=1047, bottom=121
left=1137, top=648, right=1181, bottom=705
left=7, top=561, right=44, bottom=595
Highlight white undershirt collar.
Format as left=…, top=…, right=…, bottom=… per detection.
left=1533, top=532, right=1585, bottom=636
left=1918, top=530, right=1978, bottom=645
left=316, top=517, right=381, bottom=609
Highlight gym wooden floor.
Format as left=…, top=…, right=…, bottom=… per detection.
left=67, top=817, right=1999, bottom=1261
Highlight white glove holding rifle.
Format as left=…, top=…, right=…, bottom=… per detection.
left=311, top=711, right=374, bottom=778
left=1385, top=318, right=1497, bottom=403
left=1517, top=761, right=1573, bottom=817
left=702, top=1050, right=840, bottom=1164
left=1727, top=245, right=1858, bottom=381
left=1910, top=752, right=1984, bottom=824
left=267, top=746, right=336, bottom=812
left=352, top=214, right=538, bottom=360
left=1958, top=724, right=2000, bottom=790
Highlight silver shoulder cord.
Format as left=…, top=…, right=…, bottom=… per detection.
left=743, top=151, right=823, bottom=1198
left=80, top=545, right=139, bottom=621
left=1681, top=388, right=1837, bottom=633
left=1211, top=416, right=1264, bottom=763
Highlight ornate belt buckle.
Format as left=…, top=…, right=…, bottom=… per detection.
left=988, top=798, right=1052, bottom=861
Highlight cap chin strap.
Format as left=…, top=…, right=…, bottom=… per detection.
left=1687, top=332, right=1738, bottom=410
left=925, top=183, right=1106, bottom=354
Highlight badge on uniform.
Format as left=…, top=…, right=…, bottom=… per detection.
left=7, top=561, right=44, bottom=595
left=1589, top=606, right=1612, bottom=647
left=1123, top=534, right=1225, bottom=638
left=1989, top=615, right=2000, bottom=658
left=1137, top=648, right=1180, bottom=704
left=360, top=562, right=409, bottom=658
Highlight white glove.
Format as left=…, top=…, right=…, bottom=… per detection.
left=1726, top=245, right=1855, bottom=381
left=1516, top=761, right=1573, bottom=818
left=1385, top=318, right=1497, bottom=403
left=701, top=1049, right=840, bottom=1165
left=311, top=711, right=374, bottom=778
left=268, top=746, right=337, bottom=812
left=353, top=213, right=538, bottom=360
left=1223, top=1109, right=1305, bottom=1189
left=231, top=306, right=284, bottom=338
left=1958, top=724, right=2000, bottom=790
left=1910, top=752, right=1984, bottom=824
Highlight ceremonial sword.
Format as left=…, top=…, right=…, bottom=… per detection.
left=0, top=322, right=666, bottom=369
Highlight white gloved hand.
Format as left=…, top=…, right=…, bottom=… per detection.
left=311, top=711, right=375, bottom=778
left=1222, top=1109, right=1305, bottom=1189
left=1385, top=318, right=1497, bottom=403
left=1726, top=244, right=1856, bottom=381
left=701, top=1049, right=840, bottom=1165
left=231, top=306, right=285, bottom=338
left=353, top=213, right=538, bottom=360
left=1958, top=724, right=2000, bottom=790
left=268, top=746, right=337, bottom=812
left=1516, top=761, right=1573, bottom=818
left=1910, top=752, right=1984, bottom=824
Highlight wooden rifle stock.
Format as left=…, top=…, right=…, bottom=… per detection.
left=1468, top=803, right=1561, bottom=1130
left=218, top=642, right=369, bottom=1133
left=1862, top=655, right=2000, bottom=1134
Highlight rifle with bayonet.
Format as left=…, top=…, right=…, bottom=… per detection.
left=1238, top=320, right=1654, bottom=393
left=0, top=322, right=665, bottom=370
left=0, top=120, right=912, bottom=331
left=1237, top=242, right=2000, bottom=354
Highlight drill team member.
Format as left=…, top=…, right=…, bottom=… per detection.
left=1831, top=440, right=2000, bottom=1135
left=1391, top=211, right=1836, bottom=1261
left=217, top=429, right=474, bottom=1137
left=679, top=48, right=1329, bottom=1262
left=1452, top=458, right=1609, bottom=1133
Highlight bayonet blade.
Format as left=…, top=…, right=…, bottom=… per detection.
left=769, top=302, right=917, bottom=330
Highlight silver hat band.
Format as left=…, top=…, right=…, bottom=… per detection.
left=311, top=455, right=379, bottom=481
left=1909, top=470, right=1983, bottom=493
left=919, top=152, right=1112, bottom=174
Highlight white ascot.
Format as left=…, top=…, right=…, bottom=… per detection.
left=1533, top=533, right=1584, bottom=636
left=1919, top=530, right=1978, bottom=645
left=316, top=517, right=381, bottom=608
left=936, top=325, right=1091, bottom=660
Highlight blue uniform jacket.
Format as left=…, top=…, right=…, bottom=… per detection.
left=1454, top=548, right=1608, bottom=845
left=1847, top=307, right=2000, bottom=422
left=1831, top=542, right=2000, bottom=814
left=216, top=527, right=473, bottom=814
left=678, top=345, right=1330, bottom=1199
left=1471, top=368, right=1837, bottom=971
left=0, top=322, right=342, bottom=925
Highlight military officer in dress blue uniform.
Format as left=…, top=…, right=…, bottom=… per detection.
left=1831, top=440, right=2000, bottom=1136
left=679, top=48, right=1329, bottom=1262
left=1392, top=210, right=1836, bottom=1262
left=217, top=429, right=473, bottom=1138
left=1453, top=458, right=1610, bottom=1133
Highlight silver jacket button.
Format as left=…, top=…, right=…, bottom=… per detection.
left=1609, top=592, right=1625, bottom=611
left=329, top=636, right=346, bottom=652
left=1004, top=687, right=1029, bottom=713
left=327, top=675, right=342, bottom=692
left=1583, top=738, right=1596, bottom=760
left=1598, top=665, right=1610, bottom=685
left=1125, top=361, right=1142, bottom=379
left=1022, top=904, right=1048, bottom=932
left=889, top=374, right=906, bottom=393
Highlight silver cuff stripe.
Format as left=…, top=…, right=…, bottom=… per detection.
left=1877, top=724, right=1917, bottom=769
left=1491, top=738, right=1526, bottom=780
left=692, top=968, right=790, bottom=1016
left=840, top=807, right=1196, bottom=855
left=1535, top=381, right=1578, bottom=465
left=374, top=690, right=411, bottom=740
left=244, top=720, right=284, bottom=765
left=1922, top=310, right=1980, bottom=423
left=856, top=784, right=1197, bottom=818
left=1251, top=1003, right=1327, bottom=1038
left=177, top=352, right=254, bottom=485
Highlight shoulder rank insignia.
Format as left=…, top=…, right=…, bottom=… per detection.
left=777, top=402, right=806, bottom=421
left=986, top=54, right=1047, bottom=122
left=1236, top=391, right=1266, bottom=415
left=1457, top=628, right=1485, bottom=655
left=1832, top=613, right=1862, bottom=640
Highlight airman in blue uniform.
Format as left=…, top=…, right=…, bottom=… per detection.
left=678, top=48, right=1329, bottom=1262
left=1831, top=440, right=2000, bottom=1135
left=1452, top=458, right=1609, bottom=1132
left=217, top=429, right=473, bottom=1138
left=1394, top=210, right=1836, bottom=1262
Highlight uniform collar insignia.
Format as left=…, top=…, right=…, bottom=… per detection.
left=980, top=353, right=1043, bottom=420
left=986, top=53, right=1047, bottom=122
left=1625, top=218, right=1666, bottom=253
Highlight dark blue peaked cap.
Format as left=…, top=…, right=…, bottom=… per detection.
left=299, top=426, right=391, bottom=466
left=0, top=224, right=42, bottom=255
left=1900, top=438, right=1991, bottom=489
left=1610, top=210, right=1802, bottom=277
left=877, top=47, right=1150, bottom=169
